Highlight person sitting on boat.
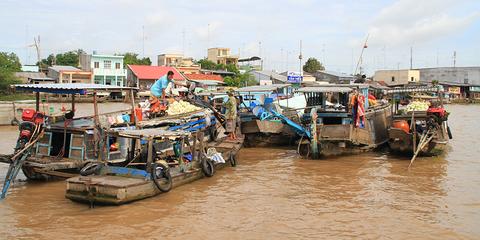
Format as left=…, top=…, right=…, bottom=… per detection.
left=224, top=90, right=237, bottom=140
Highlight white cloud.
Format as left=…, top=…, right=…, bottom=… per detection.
left=365, top=0, right=480, bottom=46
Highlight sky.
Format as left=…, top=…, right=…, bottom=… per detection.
left=1, top=0, right=479, bottom=75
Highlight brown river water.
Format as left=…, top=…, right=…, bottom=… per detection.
left=0, top=104, right=479, bottom=239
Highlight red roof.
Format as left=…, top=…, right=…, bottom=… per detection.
left=184, top=73, right=223, bottom=82
left=128, top=65, right=184, bottom=80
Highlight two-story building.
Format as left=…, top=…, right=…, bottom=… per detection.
left=207, top=48, right=239, bottom=66
left=157, top=53, right=201, bottom=74
left=373, top=69, right=420, bottom=87
left=79, top=53, right=127, bottom=86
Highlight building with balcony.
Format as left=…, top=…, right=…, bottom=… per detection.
left=157, top=53, right=201, bottom=74
left=207, top=48, right=239, bottom=66
left=79, top=53, right=127, bottom=86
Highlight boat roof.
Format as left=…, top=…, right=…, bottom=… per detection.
left=14, top=83, right=137, bottom=95
left=383, top=86, right=439, bottom=94
left=236, top=84, right=291, bottom=92
left=297, top=86, right=353, bottom=93
left=112, top=128, right=190, bottom=139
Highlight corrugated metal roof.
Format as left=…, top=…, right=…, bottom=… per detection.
left=128, top=65, right=184, bottom=80
left=48, top=65, right=81, bottom=72
left=252, top=70, right=288, bottom=82
left=319, top=70, right=354, bottom=78
left=383, top=86, right=439, bottom=94
left=236, top=84, right=291, bottom=92
left=297, top=86, right=353, bottom=93
left=14, top=83, right=136, bottom=94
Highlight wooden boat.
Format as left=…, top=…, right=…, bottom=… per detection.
left=236, top=84, right=299, bottom=147
left=65, top=128, right=244, bottom=205
left=385, top=86, right=451, bottom=157
left=0, top=83, right=217, bottom=199
left=296, top=84, right=391, bottom=158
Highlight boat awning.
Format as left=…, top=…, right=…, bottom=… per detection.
left=297, top=86, right=352, bottom=93
left=383, top=86, right=439, bottom=94
left=111, top=128, right=190, bottom=139
left=236, top=84, right=291, bottom=92
left=13, top=83, right=137, bottom=95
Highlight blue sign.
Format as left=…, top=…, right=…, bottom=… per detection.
left=287, top=71, right=303, bottom=83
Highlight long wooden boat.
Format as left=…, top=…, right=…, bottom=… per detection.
left=65, top=128, right=244, bottom=205
left=385, top=86, right=452, bottom=156
left=236, top=84, right=299, bottom=147
left=296, top=84, right=391, bottom=158
left=0, top=83, right=217, bottom=199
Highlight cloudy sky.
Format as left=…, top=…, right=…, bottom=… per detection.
left=1, top=0, right=479, bottom=75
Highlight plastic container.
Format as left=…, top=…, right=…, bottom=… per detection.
left=392, top=120, right=410, bottom=134
left=21, top=109, right=36, bottom=122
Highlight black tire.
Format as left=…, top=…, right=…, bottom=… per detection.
left=10, top=118, right=19, bottom=126
left=229, top=153, right=237, bottom=167
left=201, top=158, right=215, bottom=177
left=151, top=163, right=172, bottom=192
left=80, top=162, right=102, bottom=176
left=447, top=125, right=453, bottom=139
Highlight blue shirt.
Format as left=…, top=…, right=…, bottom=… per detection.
left=151, top=75, right=171, bottom=97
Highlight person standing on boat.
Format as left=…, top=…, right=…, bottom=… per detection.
left=224, top=90, right=237, bottom=140
left=151, top=71, right=188, bottom=99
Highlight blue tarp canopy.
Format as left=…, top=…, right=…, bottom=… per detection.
left=14, top=83, right=136, bottom=95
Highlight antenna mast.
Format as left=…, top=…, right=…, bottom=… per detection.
left=354, top=33, right=369, bottom=76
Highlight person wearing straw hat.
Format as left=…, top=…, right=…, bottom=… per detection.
left=224, top=89, right=237, bottom=140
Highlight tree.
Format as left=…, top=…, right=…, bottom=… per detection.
left=303, top=57, right=325, bottom=73
left=122, top=52, right=151, bottom=67
left=223, top=73, right=255, bottom=87
left=197, top=59, right=216, bottom=70
left=38, top=50, right=82, bottom=67
left=0, top=52, right=21, bottom=92
left=225, top=64, right=240, bottom=74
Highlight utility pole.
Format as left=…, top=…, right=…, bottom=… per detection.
left=410, top=46, right=413, bottom=69
left=182, top=28, right=186, bottom=55
left=142, top=25, right=145, bottom=58
left=299, top=40, right=303, bottom=76
left=453, top=50, right=456, bottom=68
left=207, top=23, right=210, bottom=50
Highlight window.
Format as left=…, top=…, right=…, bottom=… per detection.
left=115, top=62, right=121, bottom=69
left=94, top=62, right=99, bottom=68
left=104, top=60, right=112, bottom=69
left=391, top=76, right=395, bottom=82
left=410, top=77, right=414, bottom=81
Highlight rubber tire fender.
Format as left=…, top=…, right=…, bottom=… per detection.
left=80, top=163, right=102, bottom=176
left=229, top=153, right=237, bottom=167
left=201, top=157, right=215, bottom=177
left=447, top=125, right=453, bottom=139
left=151, top=162, right=173, bottom=192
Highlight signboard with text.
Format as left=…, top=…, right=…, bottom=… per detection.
left=287, top=71, right=303, bottom=83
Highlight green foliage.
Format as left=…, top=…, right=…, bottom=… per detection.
left=432, top=79, right=439, bottom=85
left=0, top=52, right=21, bottom=71
left=302, top=57, right=325, bottom=73
left=122, top=52, right=151, bottom=67
left=0, top=93, right=35, bottom=101
left=39, top=50, right=82, bottom=67
left=225, top=64, right=240, bottom=74
left=197, top=59, right=217, bottom=70
left=224, top=73, right=255, bottom=87
left=0, top=52, right=21, bottom=92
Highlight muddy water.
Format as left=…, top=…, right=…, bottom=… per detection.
left=0, top=104, right=479, bottom=239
